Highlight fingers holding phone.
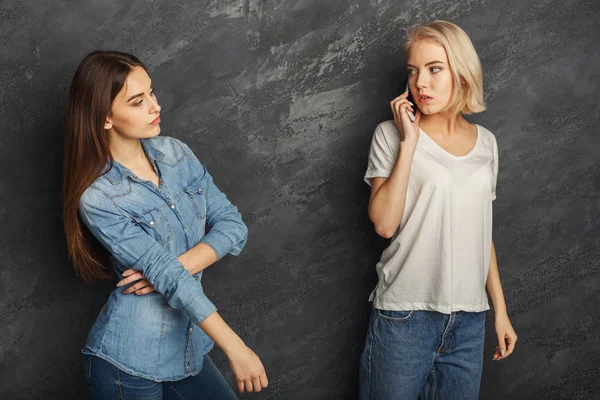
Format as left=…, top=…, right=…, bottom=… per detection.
left=390, top=85, right=420, bottom=143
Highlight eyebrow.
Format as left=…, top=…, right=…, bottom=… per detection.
left=406, top=61, right=444, bottom=68
left=126, top=81, right=152, bottom=103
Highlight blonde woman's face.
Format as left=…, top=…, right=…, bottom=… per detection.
left=406, top=39, right=454, bottom=115
left=105, top=66, right=162, bottom=139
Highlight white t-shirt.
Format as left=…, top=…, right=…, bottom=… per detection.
left=364, top=120, right=499, bottom=313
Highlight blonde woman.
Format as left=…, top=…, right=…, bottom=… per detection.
left=359, top=21, right=517, bottom=399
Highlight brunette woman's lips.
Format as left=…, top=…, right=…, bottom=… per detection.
left=151, top=116, right=161, bottom=125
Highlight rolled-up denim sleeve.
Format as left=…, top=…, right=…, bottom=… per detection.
left=78, top=187, right=217, bottom=325
left=176, top=139, right=248, bottom=260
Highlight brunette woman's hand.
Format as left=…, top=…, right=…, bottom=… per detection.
left=226, top=345, right=268, bottom=393
left=116, top=269, right=157, bottom=295
left=390, top=91, right=421, bottom=144
left=493, top=311, right=517, bottom=360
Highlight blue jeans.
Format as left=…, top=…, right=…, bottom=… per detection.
left=359, top=307, right=485, bottom=400
left=85, top=354, right=238, bottom=400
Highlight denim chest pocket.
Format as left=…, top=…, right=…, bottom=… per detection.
left=184, top=178, right=206, bottom=220
left=376, top=309, right=414, bottom=322
left=132, top=208, right=172, bottom=247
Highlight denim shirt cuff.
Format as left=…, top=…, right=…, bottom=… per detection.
left=184, top=296, right=217, bottom=325
left=200, top=230, right=235, bottom=260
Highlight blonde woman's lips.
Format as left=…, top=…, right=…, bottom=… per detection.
left=419, top=95, right=433, bottom=104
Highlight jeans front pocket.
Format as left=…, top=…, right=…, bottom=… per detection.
left=132, top=208, right=172, bottom=247
left=184, top=177, right=206, bottom=220
left=376, top=308, right=414, bottom=322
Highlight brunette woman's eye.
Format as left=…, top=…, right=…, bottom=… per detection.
left=150, top=89, right=155, bottom=96
left=407, top=69, right=415, bottom=75
left=134, top=100, right=143, bottom=107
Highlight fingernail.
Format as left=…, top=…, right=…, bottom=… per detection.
left=408, top=101, right=414, bottom=105
left=116, top=282, right=122, bottom=287
left=501, top=349, right=506, bottom=357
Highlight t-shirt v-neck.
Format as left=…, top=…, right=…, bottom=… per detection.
left=364, top=120, right=499, bottom=313
left=419, top=124, right=480, bottom=159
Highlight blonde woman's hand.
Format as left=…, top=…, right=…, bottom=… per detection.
left=226, top=345, right=269, bottom=393
left=116, top=269, right=157, bottom=295
left=390, top=91, right=421, bottom=144
left=493, top=312, right=517, bottom=360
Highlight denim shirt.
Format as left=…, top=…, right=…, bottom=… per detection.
left=78, top=135, right=248, bottom=381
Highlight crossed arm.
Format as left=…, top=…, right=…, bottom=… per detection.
left=117, top=241, right=217, bottom=294
left=78, top=184, right=267, bottom=392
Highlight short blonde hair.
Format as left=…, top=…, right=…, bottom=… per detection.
left=403, top=20, right=486, bottom=115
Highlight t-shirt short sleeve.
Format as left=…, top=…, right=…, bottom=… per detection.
left=364, top=123, right=397, bottom=186
left=491, top=135, right=499, bottom=201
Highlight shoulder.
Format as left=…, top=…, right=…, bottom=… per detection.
left=475, top=124, right=497, bottom=143
left=372, top=120, right=401, bottom=148
left=475, top=124, right=498, bottom=150
left=376, top=120, right=401, bottom=139
left=79, top=183, right=111, bottom=212
left=85, top=165, right=118, bottom=197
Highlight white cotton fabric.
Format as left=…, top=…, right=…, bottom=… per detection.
left=364, top=120, right=499, bottom=313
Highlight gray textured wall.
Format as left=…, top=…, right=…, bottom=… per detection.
left=1, top=0, right=599, bottom=399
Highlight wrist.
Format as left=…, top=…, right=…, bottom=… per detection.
left=400, top=138, right=418, bottom=151
left=222, top=335, right=247, bottom=358
left=493, top=306, right=508, bottom=317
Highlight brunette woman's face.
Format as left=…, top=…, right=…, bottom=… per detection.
left=406, top=39, right=455, bottom=115
left=104, top=66, right=161, bottom=139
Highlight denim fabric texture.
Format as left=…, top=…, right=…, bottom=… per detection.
left=359, top=307, right=486, bottom=400
left=78, top=135, right=248, bottom=381
left=85, top=354, right=238, bottom=400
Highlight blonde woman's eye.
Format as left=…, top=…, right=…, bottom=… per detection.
left=407, top=69, right=415, bottom=75
left=431, top=67, right=441, bottom=73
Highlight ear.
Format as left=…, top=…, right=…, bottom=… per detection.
left=104, top=115, right=113, bottom=130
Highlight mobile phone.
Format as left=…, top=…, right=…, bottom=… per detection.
left=405, top=82, right=416, bottom=122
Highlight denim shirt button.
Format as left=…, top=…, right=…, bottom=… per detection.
left=189, top=327, right=193, bottom=332
left=170, top=204, right=176, bottom=209
left=149, top=221, right=154, bottom=226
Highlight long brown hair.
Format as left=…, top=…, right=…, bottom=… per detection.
left=62, top=50, right=146, bottom=283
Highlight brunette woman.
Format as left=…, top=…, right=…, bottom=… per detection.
left=63, top=50, right=268, bottom=399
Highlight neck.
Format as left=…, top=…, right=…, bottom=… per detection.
left=108, top=130, right=147, bottom=168
left=419, top=110, right=469, bottom=137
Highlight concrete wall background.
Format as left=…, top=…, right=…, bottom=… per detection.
left=1, top=0, right=598, bottom=398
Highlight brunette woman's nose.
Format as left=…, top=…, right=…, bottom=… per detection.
left=150, top=98, right=161, bottom=114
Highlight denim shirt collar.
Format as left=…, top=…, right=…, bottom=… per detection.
left=102, top=139, right=165, bottom=185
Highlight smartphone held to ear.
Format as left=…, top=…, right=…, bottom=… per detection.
left=405, top=82, right=416, bottom=122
